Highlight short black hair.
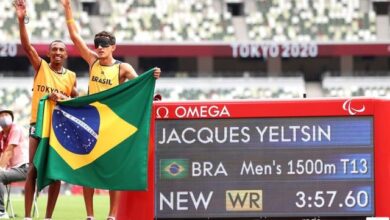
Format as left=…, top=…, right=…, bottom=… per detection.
left=0, top=109, right=14, bottom=121
left=94, top=31, right=116, bottom=45
left=49, top=40, right=66, bottom=50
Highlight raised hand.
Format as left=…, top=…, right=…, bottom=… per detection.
left=61, top=0, right=71, bottom=7
left=14, top=0, right=27, bottom=20
left=153, top=67, right=161, bottom=79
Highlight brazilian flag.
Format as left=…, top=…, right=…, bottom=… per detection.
left=34, top=69, right=156, bottom=191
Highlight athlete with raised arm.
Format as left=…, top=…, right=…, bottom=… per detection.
left=61, top=1, right=160, bottom=219
left=15, top=1, right=78, bottom=219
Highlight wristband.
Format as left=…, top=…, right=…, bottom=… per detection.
left=66, top=19, right=75, bottom=24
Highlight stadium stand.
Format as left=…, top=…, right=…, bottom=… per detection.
left=0, top=0, right=235, bottom=42
left=323, top=75, right=390, bottom=97
left=105, top=0, right=236, bottom=41
left=246, top=0, right=376, bottom=41
left=0, top=78, right=32, bottom=135
left=0, top=0, right=376, bottom=42
left=0, top=0, right=92, bottom=41
left=155, top=76, right=305, bottom=100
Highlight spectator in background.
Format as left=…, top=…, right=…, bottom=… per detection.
left=14, top=0, right=79, bottom=219
left=0, top=108, right=28, bottom=219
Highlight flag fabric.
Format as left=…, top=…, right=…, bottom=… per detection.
left=34, top=68, right=156, bottom=191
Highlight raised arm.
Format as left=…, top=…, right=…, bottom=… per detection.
left=61, top=0, right=97, bottom=66
left=15, top=0, right=41, bottom=72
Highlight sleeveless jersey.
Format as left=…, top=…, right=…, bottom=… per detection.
left=30, top=60, right=76, bottom=123
left=88, top=60, right=121, bottom=95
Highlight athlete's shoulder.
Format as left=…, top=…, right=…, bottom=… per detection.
left=119, top=62, right=132, bottom=69
left=119, top=62, right=137, bottom=79
left=91, top=58, right=99, bottom=67
left=33, top=59, right=45, bottom=79
left=39, top=59, right=49, bottom=69
left=65, top=69, right=77, bottom=77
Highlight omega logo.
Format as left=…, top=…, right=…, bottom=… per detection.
left=156, top=105, right=231, bottom=119
left=156, top=106, right=169, bottom=118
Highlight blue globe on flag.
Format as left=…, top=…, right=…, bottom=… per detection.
left=52, top=105, right=100, bottom=154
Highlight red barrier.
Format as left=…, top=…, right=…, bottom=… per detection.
left=373, top=99, right=390, bottom=216
left=117, top=106, right=155, bottom=220
left=117, top=98, right=390, bottom=219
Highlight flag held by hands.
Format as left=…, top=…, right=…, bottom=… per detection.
left=34, top=69, right=156, bottom=191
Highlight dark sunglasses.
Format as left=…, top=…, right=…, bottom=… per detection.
left=94, top=37, right=112, bottom=49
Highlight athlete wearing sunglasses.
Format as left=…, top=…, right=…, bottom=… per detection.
left=61, top=1, right=160, bottom=219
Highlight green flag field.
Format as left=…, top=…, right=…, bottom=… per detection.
left=34, top=69, right=156, bottom=191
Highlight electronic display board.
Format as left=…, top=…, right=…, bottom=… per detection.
left=155, top=116, right=374, bottom=218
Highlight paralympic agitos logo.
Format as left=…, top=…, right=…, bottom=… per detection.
left=342, top=99, right=366, bottom=115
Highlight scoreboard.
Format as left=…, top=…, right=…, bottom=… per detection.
left=156, top=117, right=374, bottom=218
left=117, top=98, right=390, bottom=220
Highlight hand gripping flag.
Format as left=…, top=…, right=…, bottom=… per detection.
left=34, top=69, right=156, bottom=191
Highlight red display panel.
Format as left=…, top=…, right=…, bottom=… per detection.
left=118, top=98, right=390, bottom=219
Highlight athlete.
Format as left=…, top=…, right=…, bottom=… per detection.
left=61, top=1, right=160, bottom=219
left=15, top=0, right=78, bottom=219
